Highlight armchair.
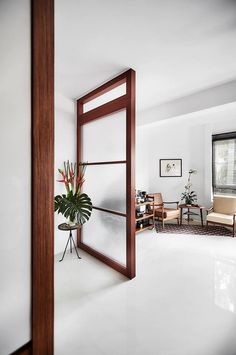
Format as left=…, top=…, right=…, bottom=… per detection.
left=147, top=193, right=180, bottom=228
left=206, top=195, right=236, bottom=237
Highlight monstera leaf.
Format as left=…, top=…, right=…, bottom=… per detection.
left=54, top=191, right=92, bottom=225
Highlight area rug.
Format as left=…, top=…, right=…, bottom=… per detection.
left=155, top=223, right=234, bottom=237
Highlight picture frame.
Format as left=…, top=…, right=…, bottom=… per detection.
left=159, top=159, right=182, bottom=177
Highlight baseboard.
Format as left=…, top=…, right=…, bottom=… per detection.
left=10, top=341, right=32, bottom=355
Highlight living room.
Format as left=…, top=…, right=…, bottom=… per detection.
left=1, top=1, right=236, bottom=355
left=53, top=1, right=236, bottom=354
left=136, top=100, right=236, bottom=231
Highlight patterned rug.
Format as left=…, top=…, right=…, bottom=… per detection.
left=155, top=223, right=234, bottom=237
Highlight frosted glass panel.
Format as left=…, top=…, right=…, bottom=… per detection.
left=84, top=164, right=126, bottom=213
left=84, top=83, right=126, bottom=113
left=83, top=209, right=126, bottom=265
left=82, top=110, right=126, bottom=162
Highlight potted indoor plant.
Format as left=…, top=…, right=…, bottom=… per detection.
left=54, top=161, right=92, bottom=226
left=181, top=169, right=198, bottom=206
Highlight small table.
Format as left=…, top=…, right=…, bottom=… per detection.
left=179, top=204, right=204, bottom=227
left=58, top=223, right=82, bottom=262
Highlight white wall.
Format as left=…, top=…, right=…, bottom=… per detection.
left=0, top=1, right=31, bottom=354
left=54, top=93, right=77, bottom=255
left=136, top=102, right=236, bottom=213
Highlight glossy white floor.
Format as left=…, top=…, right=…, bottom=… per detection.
left=55, top=229, right=236, bottom=355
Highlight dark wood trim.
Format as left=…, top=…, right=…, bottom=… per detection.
left=207, top=220, right=234, bottom=227
left=80, top=95, right=128, bottom=125
left=77, top=100, right=83, bottom=244
left=10, top=341, right=32, bottom=355
left=77, top=69, right=136, bottom=279
left=78, top=71, right=127, bottom=105
left=77, top=242, right=127, bottom=276
left=86, top=160, right=126, bottom=165
left=93, top=206, right=127, bottom=217
left=126, top=69, right=136, bottom=279
left=32, top=0, right=54, bottom=354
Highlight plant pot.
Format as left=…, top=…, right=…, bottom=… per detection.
left=66, top=219, right=77, bottom=227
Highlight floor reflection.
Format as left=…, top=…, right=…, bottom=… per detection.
left=215, top=257, right=236, bottom=313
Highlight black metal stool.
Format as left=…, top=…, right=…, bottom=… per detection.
left=58, top=223, right=82, bottom=262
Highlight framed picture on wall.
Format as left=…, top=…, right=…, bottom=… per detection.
left=159, top=159, right=182, bottom=177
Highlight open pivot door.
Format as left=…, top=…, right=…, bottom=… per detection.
left=77, top=69, right=136, bottom=279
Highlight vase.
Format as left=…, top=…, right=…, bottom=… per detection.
left=66, top=218, right=77, bottom=227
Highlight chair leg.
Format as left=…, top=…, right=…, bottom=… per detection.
left=162, top=219, right=165, bottom=229
left=177, top=218, right=180, bottom=226
left=233, top=223, right=235, bottom=237
left=206, top=221, right=208, bottom=230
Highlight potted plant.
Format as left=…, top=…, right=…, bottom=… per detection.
left=181, top=169, right=198, bottom=206
left=54, top=161, right=92, bottom=226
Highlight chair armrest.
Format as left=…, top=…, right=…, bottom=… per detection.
left=153, top=203, right=164, bottom=214
left=163, top=201, right=179, bottom=209
left=206, top=207, right=213, bottom=215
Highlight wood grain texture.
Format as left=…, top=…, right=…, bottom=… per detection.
left=77, top=69, right=136, bottom=279
left=86, top=160, right=126, bottom=165
left=79, top=72, right=127, bottom=104
left=126, top=69, right=136, bottom=279
left=92, top=206, right=127, bottom=217
left=77, top=242, right=127, bottom=276
left=32, top=0, right=54, bottom=354
left=77, top=100, right=83, bottom=244
left=80, top=95, right=129, bottom=125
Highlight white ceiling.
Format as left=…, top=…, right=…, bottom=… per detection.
left=55, top=0, right=236, bottom=112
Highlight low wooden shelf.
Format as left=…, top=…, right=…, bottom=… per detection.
left=135, top=201, right=155, bottom=233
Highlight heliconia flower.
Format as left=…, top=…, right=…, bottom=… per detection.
left=57, top=160, right=88, bottom=196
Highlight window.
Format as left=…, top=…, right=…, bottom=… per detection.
left=212, top=132, right=236, bottom=195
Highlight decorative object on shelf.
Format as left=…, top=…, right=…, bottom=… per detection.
left=135, top=189, right=147, bottom=203
left=181, top=169, right=197, bottom=205
left=160, top=159, right=182, bottom=177
left=54, top=160, right=92, bottom=226
left=135, top=200, right=155, bottom=233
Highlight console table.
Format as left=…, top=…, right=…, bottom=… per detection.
left=179, top=204, right=204, bottom=227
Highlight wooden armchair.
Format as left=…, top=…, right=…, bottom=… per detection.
left=206, top=195, right=236, bottom=237
left=147, top=193, right=180, bottom=228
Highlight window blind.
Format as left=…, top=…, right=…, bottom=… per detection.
left=212, top=132, right=236, bottom=195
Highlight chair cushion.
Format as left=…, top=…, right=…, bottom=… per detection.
left=155, top=207, right=179, bottom=219
left=213, top=195, right=236, bottom=215
left=207, top=212, right=234, bottom=225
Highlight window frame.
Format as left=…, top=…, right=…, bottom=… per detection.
left=212, top=131, right=236, bottom=195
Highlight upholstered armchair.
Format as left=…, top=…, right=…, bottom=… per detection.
left=206, top=195, right=236, bottom=237
left=147, top=193, right=180, bottom=228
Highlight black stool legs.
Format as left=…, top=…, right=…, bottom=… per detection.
left=59, top=230, right=82, bottom=262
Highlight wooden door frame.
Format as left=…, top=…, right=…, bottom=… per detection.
left=11, top=1, right=54, bottom=354
left=77, top=69, right=136, bottom=279
left=31, top=0, right=54, bottom=354
left=30, top=3, right=135, bottom=355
